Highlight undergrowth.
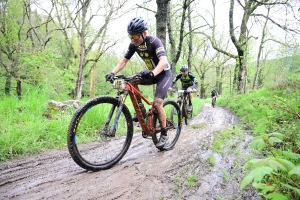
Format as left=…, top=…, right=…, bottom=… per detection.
left=218, top=75, right=300, bottom=200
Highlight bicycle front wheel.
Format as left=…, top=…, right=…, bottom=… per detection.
left=212, top=97, right=216, bottom=107
left=67, top=96, right=133, bottom=171
left=152, top=100, right=182, bottom=151
left=185, top=102, right=193, bottom=125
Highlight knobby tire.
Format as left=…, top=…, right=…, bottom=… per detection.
left=212, top=97, right=216, bottom=108
left=152, top=100, right=182, bottom=151
left=67, top=96, right=133, bottom=171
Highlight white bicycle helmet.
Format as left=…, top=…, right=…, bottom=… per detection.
left=180, top=64, right=188, bottom=72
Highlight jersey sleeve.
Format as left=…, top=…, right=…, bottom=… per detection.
left=172, top=73, right=181, bottom=83
left=150, top=37, right=167, bottom=58
left=188, top=72, right=198, bottom=84
left=124, top=43, right=136, bottom=60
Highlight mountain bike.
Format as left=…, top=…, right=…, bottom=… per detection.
left=67, top=74, right=182, bottom=171
left=212, top=96, right=216, bottom=108
left=174, top=89, right=193, bottom=125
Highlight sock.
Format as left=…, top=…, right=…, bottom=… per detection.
left=189, top=101, right=192, bottom=106
left=161, top=127, right=167, bottom=136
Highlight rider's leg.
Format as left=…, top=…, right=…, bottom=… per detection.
left=152, top=70, right=172, bottom=148
left=154, top=97, right=166, bottom=130
left=188, top=92, right=193, bottom=106
left=154, top=97, right=168, bottom=148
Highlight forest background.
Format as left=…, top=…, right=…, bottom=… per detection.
left=1, top=0, right=300, bottom=199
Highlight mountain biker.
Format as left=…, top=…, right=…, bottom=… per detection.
left=105, top=17, right=172, bottom=148
left=211, top=88, right=218, bottom=100
left=168, top=64, right=199, bottom=111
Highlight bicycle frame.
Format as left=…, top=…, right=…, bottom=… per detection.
left=111, top=77, right=158, bottom=136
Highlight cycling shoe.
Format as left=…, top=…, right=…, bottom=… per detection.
left=156, top=134, right=168, bottom=148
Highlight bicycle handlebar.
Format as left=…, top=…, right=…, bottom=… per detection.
left=171, top=89, right=192, bottom=94
left=109, top=74, right=142, bottom=83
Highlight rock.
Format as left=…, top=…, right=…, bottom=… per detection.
left=47, top=100, right=80, bottom=110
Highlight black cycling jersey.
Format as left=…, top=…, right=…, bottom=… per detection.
left=125, top=36, right=171, bottom=71
left=124, top=35, right=171, bottom=99
left=211, top=90, right=218, bottom=97
left=172, top=72, right=199, bottom=90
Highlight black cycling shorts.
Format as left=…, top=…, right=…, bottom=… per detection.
left=140, top=69, right=172, bottom=99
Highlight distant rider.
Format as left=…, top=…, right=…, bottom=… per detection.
left=168, top=64, right=199, bottom=111
left=211, top=88, right=218, bottom=100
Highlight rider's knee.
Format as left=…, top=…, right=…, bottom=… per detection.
left=153, top=98, right=163, bottom=108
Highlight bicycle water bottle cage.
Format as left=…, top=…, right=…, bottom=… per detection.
left=113, top=79, right=125, bottom=90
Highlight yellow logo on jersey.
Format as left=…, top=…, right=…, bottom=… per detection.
left=144, top=59, right=154, bottom=70
left=145, top=53, right=149, bottom=57
left=139, top=44, right=146, bottom=50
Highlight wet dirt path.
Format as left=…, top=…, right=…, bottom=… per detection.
left=0, top=103, right=257, bottom=200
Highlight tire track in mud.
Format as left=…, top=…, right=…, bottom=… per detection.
left=0, top=103, right=257, bottom=200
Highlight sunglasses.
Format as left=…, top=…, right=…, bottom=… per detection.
left=129, top=34, right=141, bottom=40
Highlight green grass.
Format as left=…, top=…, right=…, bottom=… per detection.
left=216, top=76, right=300, bottom=199
left=211, top=127, right=242, bottom=153
left=0, top=89, right=74, bottom=161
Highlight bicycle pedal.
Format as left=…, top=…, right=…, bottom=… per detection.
left=142, top=131, right=150, bottom=138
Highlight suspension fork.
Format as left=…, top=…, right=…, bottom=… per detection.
left=102, top=91, right=128, bottom=136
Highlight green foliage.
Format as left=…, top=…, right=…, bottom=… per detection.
left=186, top=175, right=197, bottom=187
left=0, top=88, right=74, bottom=161
left=218, top=75, right=300, bottom=199
left=250, top=132, right=285, bottom=150
left=208, top=154, right=216, bottom=166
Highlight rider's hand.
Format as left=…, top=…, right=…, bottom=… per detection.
left=192, top=89, right=197, bottom=93
left=187, top=87, right=192, bottom=92
left=140, top=69, right=154, bottom=79
left=168, top=87, right=173, bottom=91
left=105, top=72, right=115, bottom=82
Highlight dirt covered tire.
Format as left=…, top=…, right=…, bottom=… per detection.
left=152, top=100, right=182, bottom=151
left=212, top=97, right=216, bottom=108
left=67, top=96, right=133, bottom=171
left=185, top=103, right=193, bottom=125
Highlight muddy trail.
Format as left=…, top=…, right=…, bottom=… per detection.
left=0, top=103, right=258, bottom=200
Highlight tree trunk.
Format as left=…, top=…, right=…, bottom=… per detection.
left=253, top=7, right=270, bottom=90
left=156, top=0, right=169, bottom=47
left=90, top=64, right=95, bottom=98
left=166, top=0, right=189, bottom=84
left=187, top=4, right=193, bottom=70
left=5, top=74, right=11, bottom=95
left=74, top=1, right=88, bottom=100
left=237, top=56, right=246, bottom=93
left=200, top=74, right=205, bottom=99
left=216, top=65, right=220, bottom=93
left=16, top=80, right=22, bottom=100
left=75, top=41, right=86, bottom=100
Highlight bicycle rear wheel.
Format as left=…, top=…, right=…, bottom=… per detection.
left=67, top=96, right=133, bottom=171
left=152, top=100, right=182, bottom=151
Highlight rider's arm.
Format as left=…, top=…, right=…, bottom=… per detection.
left=188, top=72, right=199, bottom=90
left=171, top=74, right=180, bottom=86
left=194, top=82, right=199, bottom=89
left=152, top=56, right=168, bottom=76
left=111, top=57, right=129, bottom=75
